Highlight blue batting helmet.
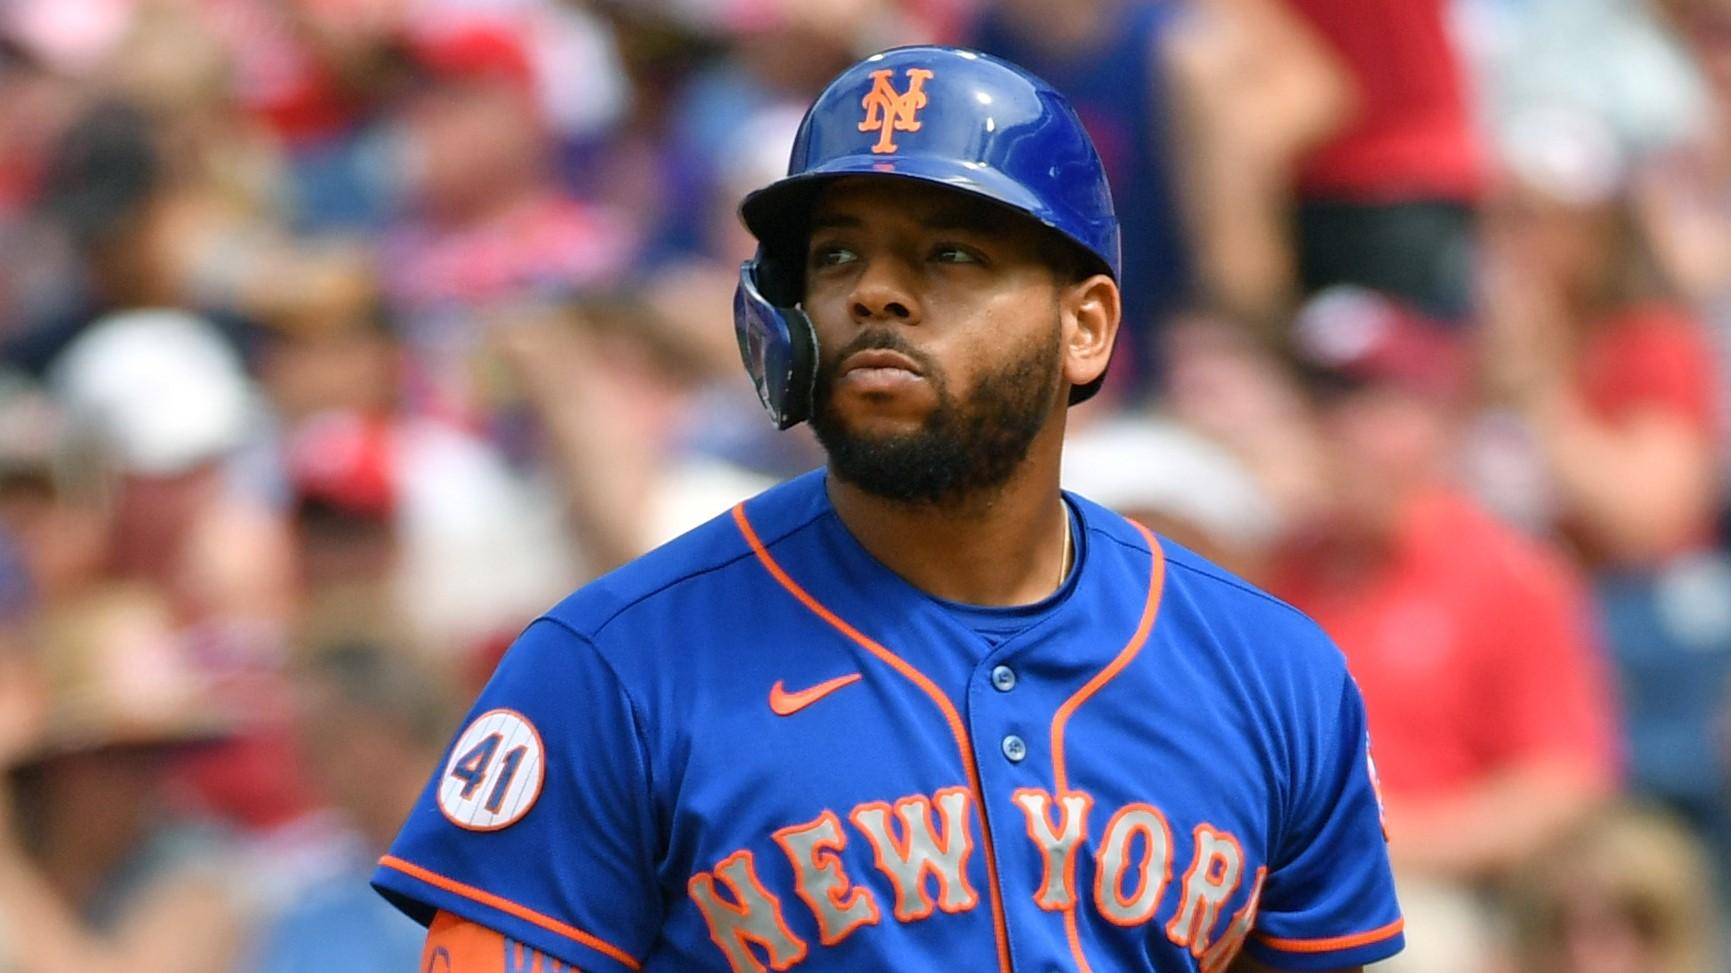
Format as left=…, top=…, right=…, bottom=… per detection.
left=733, top=45, right=1121, bottom=428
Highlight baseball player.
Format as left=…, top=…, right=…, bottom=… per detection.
left=373, top=46, right=1404, bottom=972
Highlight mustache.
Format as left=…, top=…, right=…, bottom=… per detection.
left=822, top=329, right=939, bottom=377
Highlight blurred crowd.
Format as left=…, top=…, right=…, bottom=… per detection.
left=0, top=0, right=1729, bottom=970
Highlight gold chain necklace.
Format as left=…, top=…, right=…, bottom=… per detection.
left=1056, top=508, right=1073, bottom=593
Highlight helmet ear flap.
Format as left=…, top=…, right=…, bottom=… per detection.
left=734, top=253, right=819, bottom=429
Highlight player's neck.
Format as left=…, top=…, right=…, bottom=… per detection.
left=826, top=440, right=1072, bottom=608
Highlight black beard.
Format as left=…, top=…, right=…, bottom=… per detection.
left=810, top=322, right=1061, bottom=507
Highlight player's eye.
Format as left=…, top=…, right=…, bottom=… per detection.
left=810, top=244, right=858, bottom=269
left=931, top=244, right=983, bottom=265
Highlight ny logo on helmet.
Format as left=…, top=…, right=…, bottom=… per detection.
left=858, top=68, right=934, bottom=154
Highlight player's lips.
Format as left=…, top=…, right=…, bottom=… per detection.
left=837, top=349, right=925, bottom=392
left=841, top=349, right=924, bottom=376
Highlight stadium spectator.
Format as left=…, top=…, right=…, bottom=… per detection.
left=1479, top=109, right=1731, bottom=861
left=1271, top=287, right=1621, bottom=972
left=199, top=0, right=415, bottom=233
left=1159, top=311, right=1333, bottom=536
left=242, top=642, right=456, bottom=973
left=649, top=0, right=888, bottom=265
left=1643, top=0, right=1731, bottom=520
left=381, top=15, right=638, bottom=429
left=47, top=309, right=309, bottom=838
left=490, top=296, right=796, bottom=569
left=0, top=371, right=103, bottom=620
left=48, top=310, right=291, bottom=638
left=1283, top=0, right=1485, bottom=322
left=1501, top=804, right=1721, bottom=973
left=969, top=0, right=1348, bottom=390
left=284, top=402, right=574, bottom=663
left=0, top=26, right=84, bottom=344
left=3, top=100, right=184, bottom=378
left=1483, top=108, right=1718, bottom=565
left=0, top=585, right=253, bottom=973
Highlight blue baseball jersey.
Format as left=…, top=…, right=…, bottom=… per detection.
left=374, top=469, right=1404, bottom=971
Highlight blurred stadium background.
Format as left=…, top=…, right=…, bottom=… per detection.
left=0, top=0, right=1729, bottom=970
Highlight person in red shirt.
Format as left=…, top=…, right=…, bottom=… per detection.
left=1272, top=287, right=1620, bottom=971
left=1282, top=0, right=1484, bottom=322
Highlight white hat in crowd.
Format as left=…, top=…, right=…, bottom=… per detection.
left=49, top=309, right=257, bottom=476
left=1063, top=416, right=1279, bottom=553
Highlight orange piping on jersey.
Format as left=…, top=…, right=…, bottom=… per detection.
left=1048, top=522, right=1166, bottom=973
left=732, top=503, right=1014, bottom=973
left=1049, top=522, right=1166, bottom=792
left=378, top=855, right=643, bottom=970
left=1253, top=917, right=1406, bottom=953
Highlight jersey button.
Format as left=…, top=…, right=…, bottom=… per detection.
left=1001, top=734, right=1027, bottom=763
left=990, top=665, right=1017, bottom=692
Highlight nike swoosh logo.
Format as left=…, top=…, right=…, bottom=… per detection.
left=769, top=673, right=863, bottom=716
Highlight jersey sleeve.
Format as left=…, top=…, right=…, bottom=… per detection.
left=371, top=618, right=659, bottom=973
left=1244, top=670, right=1405, bottom=971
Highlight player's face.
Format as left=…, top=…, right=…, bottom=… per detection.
left=801, top=178, right=1098, bottom=505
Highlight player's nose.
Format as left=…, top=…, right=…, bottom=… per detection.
left=848, top=256, right=922, bottom=326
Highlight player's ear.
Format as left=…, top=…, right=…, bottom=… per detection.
left=1060, top=273, right=1119, bottom=392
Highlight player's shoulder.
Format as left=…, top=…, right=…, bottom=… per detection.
left=541, top=468, right=829, bottom=642
left=1070, top=491, right=1350, bottom=681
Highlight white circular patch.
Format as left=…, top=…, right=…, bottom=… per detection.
left=437, top=709, right=545, bottom=831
